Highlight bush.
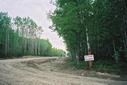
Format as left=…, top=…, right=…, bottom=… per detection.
left=65, top=58, right=120, bottom=74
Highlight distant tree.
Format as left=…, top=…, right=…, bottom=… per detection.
left=0, top=12, right=64, bottom=58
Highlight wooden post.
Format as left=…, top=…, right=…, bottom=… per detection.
left=88, top=49, right=92, bottom=69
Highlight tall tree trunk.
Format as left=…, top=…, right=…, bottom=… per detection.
left=86, top=26, right=92, bottom=69
left=5, top=29, right=9, bottom=57
left=86, top=27, right=90, bottom=51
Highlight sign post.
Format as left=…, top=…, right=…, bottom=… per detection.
left=84, top=52, right=94, bottom=69
left=84, top=55, right=94, bottom=61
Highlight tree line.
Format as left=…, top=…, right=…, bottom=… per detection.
left=51, top=0, right=127, bottom=63
left=0, top=12, right=65, bottom=58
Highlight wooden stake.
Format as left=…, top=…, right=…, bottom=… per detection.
left=88, top=49, right=92, bottom=69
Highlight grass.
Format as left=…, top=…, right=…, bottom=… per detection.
left=65, top=59, right=87, bottom=69
left=65, top=58, right=121, bottom=75
left=92, top=60, right=120, bottom=74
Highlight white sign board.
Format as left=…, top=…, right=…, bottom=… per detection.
left=84, top=55, right=94, bottom=61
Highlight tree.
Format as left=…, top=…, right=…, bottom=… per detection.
left=0, top=12, right=11, bottom=57
left=0, top=12, right=65, bottom=58
left=51, top=0, right=127, bottom=63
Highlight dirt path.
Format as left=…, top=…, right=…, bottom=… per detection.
left=0, top=57, right=127, bottom=85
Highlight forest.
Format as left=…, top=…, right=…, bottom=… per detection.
left=0, top=0, right=127, bottom=84
left=51, top=0, right=127, bottom=65
left=0, top=12, right=65, bottom=58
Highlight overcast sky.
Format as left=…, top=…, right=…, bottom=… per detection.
left=0, top=0, right=66, bottom=51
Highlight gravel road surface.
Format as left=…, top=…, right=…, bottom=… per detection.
left=0, top=57, right=127, bottom=85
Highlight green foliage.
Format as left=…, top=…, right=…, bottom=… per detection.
left=65, top=58, right=120, bottom=74
left=65, top=58, right=87, bottom=69
left=49, top=48, right=65, bottom=57
left=51, top=0, right=127, bottom=63
left=92, top=60, right=120, bottom=74
left=0, top=12, right=65, bottom=58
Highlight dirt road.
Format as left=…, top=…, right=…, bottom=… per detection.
left=0, top=57, right=127, bottom=85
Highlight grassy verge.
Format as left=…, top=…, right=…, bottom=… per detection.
left=65, top=58, right=120, bottom=75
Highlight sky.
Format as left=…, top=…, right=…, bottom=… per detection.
left=0, top=0, right=66, bottom=51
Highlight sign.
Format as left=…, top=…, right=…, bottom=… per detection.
left=84, top=55, right=94, bottom=61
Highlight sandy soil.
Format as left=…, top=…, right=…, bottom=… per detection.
left=0, top=57, right=127, bottom=85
